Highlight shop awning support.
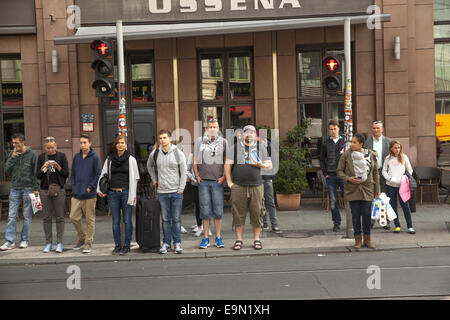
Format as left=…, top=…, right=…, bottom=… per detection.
left=344, top=18, right=354, bottom=239
left=117, top=20, right=128, bottom=137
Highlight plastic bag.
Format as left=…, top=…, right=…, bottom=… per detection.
left=399, top=175, right=411, bottom=203
left=371, top=198, right=383, bottom=220
left=29, top=193, right=42, bottom=214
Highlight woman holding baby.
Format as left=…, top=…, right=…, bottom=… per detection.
left=337, top=133, right=380, bottom=249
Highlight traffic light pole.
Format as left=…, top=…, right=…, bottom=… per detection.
left=117, top=20, right=127, bottom=137
left=344, top=18, right=353, bottom=239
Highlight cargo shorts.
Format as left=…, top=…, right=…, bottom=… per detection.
left=230, top=184, right=265, bottom=228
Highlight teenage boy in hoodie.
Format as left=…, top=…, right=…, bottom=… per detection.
left=69, top=134, right=101, bottom=254
left=1, top=134, right=39, bottom=251
left=147, top=130, right=187, bottom=254
left=320, top=120, right=345, bottom=232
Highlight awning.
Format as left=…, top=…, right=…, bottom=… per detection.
left=54, top=14, right=390, bottom=45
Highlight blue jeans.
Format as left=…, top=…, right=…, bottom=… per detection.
left=349, top=200, right=372, bottom=236
left=107, top=190, right=133, bottom=246
left=326, top=175, right=344, bottom=226
left=385, top=185, right=413, bottom=229
left=262, top=180, right=279, bottom=227
left=5, top=188, right=33, bottom=243
left=158, top=192, right=183, bottom=245
left=198, top=180, right=224, bottom=220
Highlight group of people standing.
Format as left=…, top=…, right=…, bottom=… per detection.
left=147, top=119, right=279, bottom=254
left=0, top=118, right=416, bottom=255
left=0, top=133, right=140, bottom=256
left=320, top=119, right=416, bottom=249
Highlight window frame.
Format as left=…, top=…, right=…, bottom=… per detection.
left=0, top=55, right=24, bottom=181
left=102, top=51, right=156, bottom=163
left=296, top=44, right=355, bottom=166
left=197, top=48, right=255, bottom=131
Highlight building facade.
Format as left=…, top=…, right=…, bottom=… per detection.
left=0, top=0, right=441, bottom=180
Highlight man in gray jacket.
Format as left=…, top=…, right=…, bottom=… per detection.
left=364, top=120, right=392, bottom=229
left=147, top=130, right=187, bottom=254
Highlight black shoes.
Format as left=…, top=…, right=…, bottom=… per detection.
left=112, top=245, right=131, bottom=255
left=112, top=245, right=122, bottom=255
left=120, top=245, right=130, bottom=255
left=333, top=225, right=341, bottom=232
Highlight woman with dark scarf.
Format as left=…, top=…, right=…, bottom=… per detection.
left=97, top=135, right=140, bottom=255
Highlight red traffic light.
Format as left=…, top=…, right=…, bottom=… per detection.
left=323, top=56, right=339, bottom=72
left=90, top=40, right=110, bottom=56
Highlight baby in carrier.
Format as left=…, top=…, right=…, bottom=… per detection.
left=351, top=149, right=372, bottom=182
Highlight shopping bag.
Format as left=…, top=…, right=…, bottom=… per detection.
left=399, top=175, right=411, bottom=203
left=29, top=193, right=42, bottom=214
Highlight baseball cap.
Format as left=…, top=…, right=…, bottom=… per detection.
left=243, top=125, right=256, bottom=132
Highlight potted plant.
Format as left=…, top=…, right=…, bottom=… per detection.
left=272, top=119, right=311, bottom=210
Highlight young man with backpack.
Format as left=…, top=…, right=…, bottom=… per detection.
left=147, top=130, right=187, bottom=254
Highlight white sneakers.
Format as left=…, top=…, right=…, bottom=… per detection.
left=0, top=242, right=15, bottom=251
left=194, top=226, right=213, bottom=237
left=159, top=243, right=183, bottom=254
left=0, top=241, right=28, bottom=251
left=19, top=241, right=28, bottom=249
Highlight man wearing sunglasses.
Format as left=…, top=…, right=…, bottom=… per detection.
left=365, top=120, right=392, bottom=229
left=1, top=133, right=39, bottom=251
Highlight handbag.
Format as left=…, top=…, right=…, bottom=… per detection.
left=99, top=157, right=111, bottom=194
left=45, top=154, right=61, bottom=197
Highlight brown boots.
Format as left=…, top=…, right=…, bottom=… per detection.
left=363, top=235, right=376, bottom=249
left=354, top=234, right=376, bottom=249
left=354, top=235, right=362, bottom=249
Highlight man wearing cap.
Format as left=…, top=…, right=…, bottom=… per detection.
left=224, top=125, right=272, bottom=251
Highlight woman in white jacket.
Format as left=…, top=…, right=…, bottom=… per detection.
left=382, top=140, right=415, bottom=234
left=97, top=135, right=140, bottom=255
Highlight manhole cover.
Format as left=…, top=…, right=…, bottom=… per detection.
left=280, top=232, right=313, bottom=239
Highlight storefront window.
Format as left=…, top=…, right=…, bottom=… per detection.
left=199, top=50, right=253, bottom=130
left=434, top=0, right=450, bottom=22
left=131, top=56, right=153, bottom=103
left=1, top=59, right=23, bottom=106
left=434, top=0, right=450, bottom=148
left=229, top=53, right=251, bottom=101
left=0, top=57, right=24, bottom=180
left=297, top=48, right=346, bottom=166
left=132, top=108, right=156, bottom=166
left=435, top=43, right=450, bottom=93
left=201, top=54, right=224, bottom=101
left=298, top=51, right=321, bottom=97
left=103, top=53, right=155, bottom=165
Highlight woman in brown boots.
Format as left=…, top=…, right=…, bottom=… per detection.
left=337, top=133, right=380, bottom=249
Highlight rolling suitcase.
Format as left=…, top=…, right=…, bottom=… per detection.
left=135, top=191, right=161, bottom=252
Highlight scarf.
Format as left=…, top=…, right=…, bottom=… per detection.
left=111, top=149, right=130, bottom=168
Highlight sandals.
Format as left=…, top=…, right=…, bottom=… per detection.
left=232, top=240, right=263, bottom=250
left=233, top=240, right=243, bottom=251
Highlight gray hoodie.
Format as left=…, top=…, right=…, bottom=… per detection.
left=147, top=145, right=187, bottom=194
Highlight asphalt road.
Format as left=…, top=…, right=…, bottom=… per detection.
left=0, top=247, right=449, bottom=302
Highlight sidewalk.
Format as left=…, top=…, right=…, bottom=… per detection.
left=0, top=199, right=449, bottom=266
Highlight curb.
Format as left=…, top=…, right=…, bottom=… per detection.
left=1, top=243, right=450, bottom=267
